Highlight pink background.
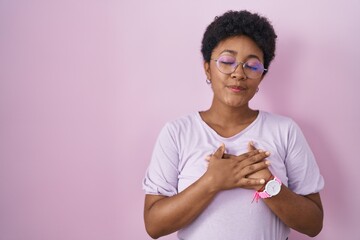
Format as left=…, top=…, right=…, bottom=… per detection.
left=0, top=1, right=359, bottom=239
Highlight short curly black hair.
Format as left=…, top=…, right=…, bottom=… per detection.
left=201, top=10, right=277, bottom=71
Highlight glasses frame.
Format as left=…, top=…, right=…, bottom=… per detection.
left=211, top=58, right=268, bottom=79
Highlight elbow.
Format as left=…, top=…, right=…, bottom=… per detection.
left=144, top=209, right=169, bottom=239
left=306, top=222, right=323, bottom=238
left=307, top=230, right=322, bottom=238
left=291, top=214, right=323, bottom=237
left=145, top=222, right=163, bottom=239
left=146, top=231, right=160, bottom=239
left=145, top=229, right=160, bottom=239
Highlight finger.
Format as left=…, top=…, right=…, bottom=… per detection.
left=238, top=177, right=266, bottom=187
left=241, top=161, right=270, bottom=176
left=212, top=143, right=225, bottom=159
left=224, top=152, right=253, bottom=160
left=236, top=149, right=262, bottom=161
left=236, top=151, right=270, bottom=169
left=246, top=151, right=271, bottom=164
left=224, top=151, right=257, bottom=160
left=248, top=141, right=257, bottom=151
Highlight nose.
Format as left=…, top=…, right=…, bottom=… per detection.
left=231, top=63, right=247, bottom=80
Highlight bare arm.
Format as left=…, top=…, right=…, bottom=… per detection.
left=144, top=176, right=217, bottom=239
left=144, top=145, right=270, bottom=239
left=264, top=187, right=323, bottom=237
left=247, top=143, right=324, bottom=237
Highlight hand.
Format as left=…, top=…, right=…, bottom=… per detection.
left=246, top=142, right=273, bottom=190
left=204, top=143, right=270, bottom=193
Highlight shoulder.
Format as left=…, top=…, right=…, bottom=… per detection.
left=260, top=111, right=294, bottom=123
left=260, top=111, right=298, bottom=129
left=158, top=112, right=200, bottom=139
left=258, top=111, right=304, bottom=141
left=163, top=112, right=200, bottom=132
left=260, top=111, right=308, bottom=149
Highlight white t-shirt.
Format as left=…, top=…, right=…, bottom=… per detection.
left=143, top=111, right=324, bottom=240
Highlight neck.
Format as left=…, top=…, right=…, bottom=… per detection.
left=204, top=100, right=258, bottom=128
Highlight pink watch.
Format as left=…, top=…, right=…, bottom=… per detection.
left=253, top=176, right=282, bottom=202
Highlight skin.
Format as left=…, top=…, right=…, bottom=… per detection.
left=144, top=35, right=323, bottom=238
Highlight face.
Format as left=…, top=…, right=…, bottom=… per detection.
left=204, top=35, right=265, bottom=109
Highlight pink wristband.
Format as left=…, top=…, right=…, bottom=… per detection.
left=252, top=176, right=282, bottom=203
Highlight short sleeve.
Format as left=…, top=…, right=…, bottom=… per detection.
left=285, top=121, right=325, bottom=195
left=142, top=123, right=180, bottom=196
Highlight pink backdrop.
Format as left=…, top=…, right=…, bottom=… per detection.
left=1, top=1, right=359, bottom=239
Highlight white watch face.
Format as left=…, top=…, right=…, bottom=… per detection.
left=265, top=179, right=281, bottom=196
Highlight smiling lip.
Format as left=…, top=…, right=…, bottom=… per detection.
left=227, top=85, right=247, bottom=93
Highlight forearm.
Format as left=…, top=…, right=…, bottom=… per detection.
left=144, top=147, right=271, bottom=239
left=264, top=185, right=323, bottom=237
left=144, top=175, right=217, bottom=239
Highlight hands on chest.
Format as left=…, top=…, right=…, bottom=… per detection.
left=204, top=141, right=272, bottom=192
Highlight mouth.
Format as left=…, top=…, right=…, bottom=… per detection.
left=226, top=85, right=247, bottom=93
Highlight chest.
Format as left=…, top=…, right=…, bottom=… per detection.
left=205, top=119, right=256, bottom=138
left=176, top=132, right=289, bottom=193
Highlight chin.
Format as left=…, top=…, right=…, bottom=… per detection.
left=223, top=98, right=247, bottom=106
left=225, top=102, right=247, bottom=108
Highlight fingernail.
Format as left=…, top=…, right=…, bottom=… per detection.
left=205, top=156, right=210, bottom=160
left=258, top=149, right=264, bottom=153
left=260, top=179, right=265, bottom=184
left=265, top=160, right=270, bottom=165
left=265, top=151, right=271, bottom=156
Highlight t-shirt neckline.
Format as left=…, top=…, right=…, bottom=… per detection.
left=195, top=110, right=263, bottom=141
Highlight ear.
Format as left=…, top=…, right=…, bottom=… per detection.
left=203, top=61, right=211, bottom=80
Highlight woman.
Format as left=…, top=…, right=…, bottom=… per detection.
left=143, top=10, right=324, bottom=240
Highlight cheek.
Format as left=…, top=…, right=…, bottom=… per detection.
left=210, top=69, right=226, bottom=83
left=211, top=76, right=226, bottom=92
left=249, top=79, right=262, bottom=88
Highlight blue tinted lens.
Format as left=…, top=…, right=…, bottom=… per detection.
left=244, top=59, right=265, bottom=78
left=217, top=56, right=237, bottom=73
left=218, top=56, right=236, bottom=64
left=245, top=60, right=263, bottom=72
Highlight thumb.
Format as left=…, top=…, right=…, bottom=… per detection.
left=213, top=143, right=225, bottom=159
left=248, top=141, right=257, bottom=151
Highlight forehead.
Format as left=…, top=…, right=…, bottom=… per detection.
left=212, top=35, right=264, bottom=61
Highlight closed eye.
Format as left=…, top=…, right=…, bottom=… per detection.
left=220, top=61, right=235, bottom=65
left=246, top=65, right=259, bottom=70
left=245, top=63, right=262, bottom=71
left=217, top=55, right=236, bottom=65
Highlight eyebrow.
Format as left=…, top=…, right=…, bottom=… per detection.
left=219, top=50, right=261, bottom=61
left=219, top=49, right=238, bottom=55
left=246, top=54, right=261, bottom=61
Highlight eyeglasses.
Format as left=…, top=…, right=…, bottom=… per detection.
left=211, top=55, right=267, bottom=79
